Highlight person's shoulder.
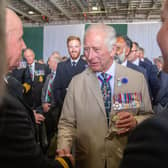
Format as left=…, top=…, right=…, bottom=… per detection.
left=117, top=63, right=144, bottom=77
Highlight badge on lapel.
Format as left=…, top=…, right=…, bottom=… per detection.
left=117, top=77, right=128, bottom=87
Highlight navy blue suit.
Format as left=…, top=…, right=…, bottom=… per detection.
left=53, top=57, right=87, bottom=108
left=144, top=57, right=152, bottom=65
left=154, top=71, right=168, bottom=107
left=139, top=60, right=160, bottom=103
left=24, top=62, right=50, bottom=109
left=127, top=61, right=148, bottom=81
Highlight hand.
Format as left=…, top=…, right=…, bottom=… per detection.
left=33, top=111, right=45, bottom=124
left=115, top=111, right=137, bottom=134
left=42, top=103, right=51, bottom=113
left=56, top=148, right=75, bottom=167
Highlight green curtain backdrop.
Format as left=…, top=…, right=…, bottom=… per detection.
left=85, top=24, right=127, bottom=36
left=23, top=27, right=43, bottom=60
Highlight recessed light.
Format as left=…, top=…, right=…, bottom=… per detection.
left=28, top=11, right=34, bottom=15
left=92, top=6, right=98, bottom=11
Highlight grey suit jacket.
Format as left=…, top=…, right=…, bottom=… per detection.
left=57, top=63, right=153, bottom=168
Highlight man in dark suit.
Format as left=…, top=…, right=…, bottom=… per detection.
left=120, top=1, right=168, bottom=167
left=127, top=41, right=160, bottom=103
left=139, top=47, right=153, bottom=65
left=23, top=48, right=51, bottom=152
left=0, top=8, right=73, bottom=168
left=23, top=48, right=50, bottom=109
left=53, top=35, right=87, bottom=109
left=115, top=36, right=148, bottom=81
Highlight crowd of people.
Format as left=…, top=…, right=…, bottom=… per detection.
left=1, top=0, right=168, bottom=168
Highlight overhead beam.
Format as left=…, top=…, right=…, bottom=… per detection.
left=49, top=0, right=72, bottom=20
left=23, top=0, right=50, bottom=18
left=127, top=0, right=132, bottom=20
left=8, top=5, right=41, bottom=22
left=73, top=0, right=85, bottom=12
left=100, top=0, right=107, bottom=16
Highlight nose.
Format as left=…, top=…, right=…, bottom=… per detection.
left=86, top=48, right=94, bottom=60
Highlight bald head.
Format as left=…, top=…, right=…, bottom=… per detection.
left=6, top=8, right=22, bottom=34
left=5, top=8, right=26, bottom=70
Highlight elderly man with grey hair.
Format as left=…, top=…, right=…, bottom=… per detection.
left=0, top=6, right=73, bottom=168
left=41, top=51, right=63, bottom=147
left=56, top=24, right=153, bottom=168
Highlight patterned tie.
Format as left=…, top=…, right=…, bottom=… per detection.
left=98, top=73, right=112, bottom=126
left=29, top=65, right=33, bottom=80
left=46, top=72, right=55, bottom=102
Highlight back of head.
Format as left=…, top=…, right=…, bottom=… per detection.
left=85, top=24, right=116, bottom=52
left=50, top=51, right=62, bottom=63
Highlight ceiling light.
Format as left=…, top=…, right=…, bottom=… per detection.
left=28, top=11, right=34, bottom=15
left=92, top=6, right=98, bottom=11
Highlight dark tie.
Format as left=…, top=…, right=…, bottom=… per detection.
left=72, top=61, right=76, bottom=67
left=99, top=73, right=112, bottom=126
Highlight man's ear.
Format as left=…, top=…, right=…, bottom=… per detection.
left=125, top=47, right=130, bottom=57
left=110, top=45, right=117, bottom=58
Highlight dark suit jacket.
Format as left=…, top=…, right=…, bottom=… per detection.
left=120, top=108, right=168, bottom=168
left=127, top=61, right=148, bottom=81
left=144, top=57, right=152, bottom=65
left=154, top=71, right=168, bottom=107
left=53, top=57, right=87, bottom=107
left=24, top=62, right=49, bottom=109
left=139, top=60, right=160, bottom=102
left=0, top=76, right=72, bottom=168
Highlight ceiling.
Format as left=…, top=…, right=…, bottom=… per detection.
left=7, top=0, right=163, bottom=25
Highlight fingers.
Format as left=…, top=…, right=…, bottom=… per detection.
left=34, top=113, right=45, bottom=124
left=56, top=148, right=71, bottom=157
left=115, top=112, right=137, bottom=131
left=56, top=149, right=75, bottom=167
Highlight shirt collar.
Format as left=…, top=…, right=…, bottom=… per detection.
left=96, top=61, right=116, bottom=78
left=133, top=58, right=140, bottom=66
left=122, top=60, right=127, bottom=67
left=70, top=56, right=80, bottom=64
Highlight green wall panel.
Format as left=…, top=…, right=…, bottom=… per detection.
left=85, top=24, right=127, bottom=36
left=23, top=27, right=43, bottom=60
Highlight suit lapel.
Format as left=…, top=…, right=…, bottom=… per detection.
left=86, top=69, right=106, bottom=117
left=65, top=59, right=73, bottom=76
left=114, top=63, right=128, bottom=95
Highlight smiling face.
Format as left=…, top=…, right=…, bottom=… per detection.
left=67, top=38, right=81, bottom=60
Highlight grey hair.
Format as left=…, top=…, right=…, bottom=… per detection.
left=85, top=24, right=116, bottom=52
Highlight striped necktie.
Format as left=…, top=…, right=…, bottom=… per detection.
left=29, top=64, right=33, bottom=80
left=46, top=72, right=55, bottom=102
left=98, top=73, right=112, bottom=126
